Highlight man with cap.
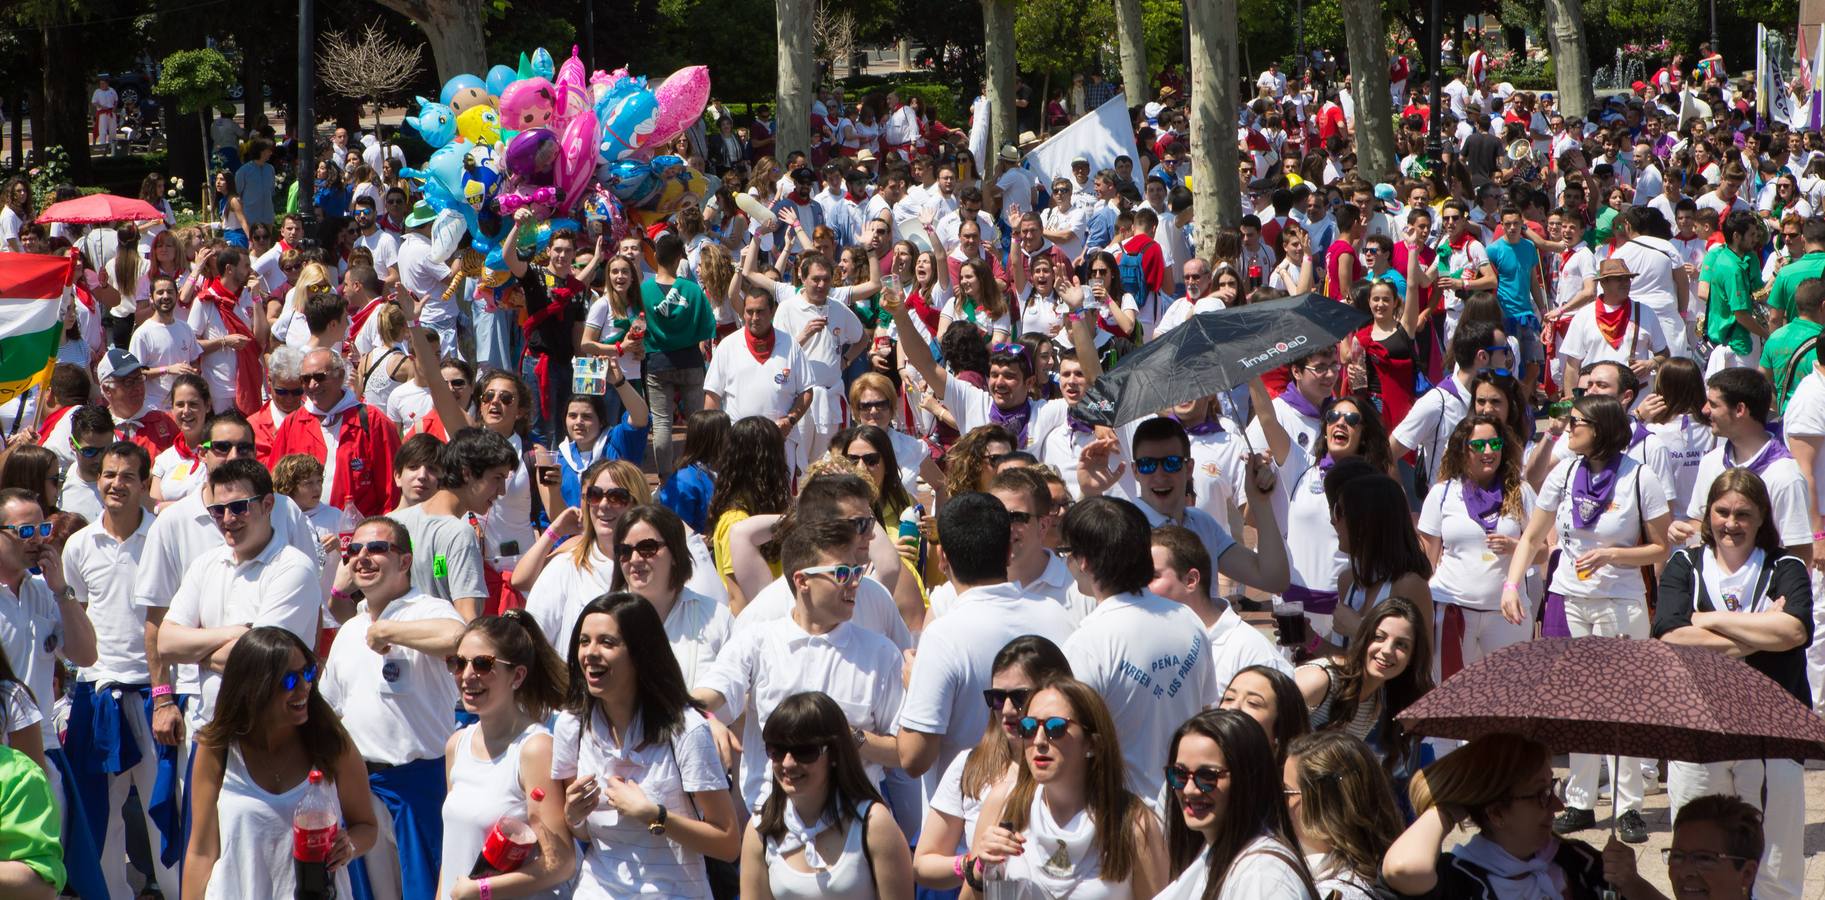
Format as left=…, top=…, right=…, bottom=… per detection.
left=394, top=200, right=459, bottom=356
left=51, top=349, right=180, bottom=462
left=1068, top=156, right=1097, bottom=211
left=1556, top=258, right=1671, bottom=402
left=993, top=142, right=1040, bottom=234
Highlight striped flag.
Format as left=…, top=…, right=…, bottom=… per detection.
left=0, top=253, right=73, bottom=406
left=1811, top=23, right=1825, bottom=130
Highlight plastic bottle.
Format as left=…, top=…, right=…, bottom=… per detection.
left=471, top=788, right=547, bottom=876
left=293, top=769, right=341, bottom=900
left=897, top=503, right=924, bottom=544
left=336, top=504, right=362, bottom=557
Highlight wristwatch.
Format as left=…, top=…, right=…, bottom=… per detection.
left=647, top=803, right=669, bottom=836
left=852, top=727, right=867, bottom=747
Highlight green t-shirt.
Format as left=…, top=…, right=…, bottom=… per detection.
left=0, top=745, right=63, bottom=892
left=637, top=276, right=715, bottom=353
left=1764, top=318, right=1823, bottom=413
left=1702, top=246, right=1759, bottom=354
left=1766, top=251, right=1825, bottom=321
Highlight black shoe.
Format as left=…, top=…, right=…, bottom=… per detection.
left=1616, top=809, right=1649, bottom=844
left=1553, top=807, right=1595, bottom=834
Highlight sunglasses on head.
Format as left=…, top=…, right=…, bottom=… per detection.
left=343, top=540, right=401, bottom=561
left=765, top=742, right=826, bottom=764
left=845, top=451, right=882, bottom=467
left=983, top=688, right=1032, bottom=711
left=204, top=440, right=258, bottom=457
left=1323, top=409, right=1362, bottom=426
left=1468, top=437, right=1505, bottom=452
left=1134, top=455, right=1185, bottom=475
left=1016, top=715, right=1078, bottom=741
left=614, top=538, right=666, bottom=561
left=798, top=563, right=865, bottom=586
left=0, top=522, right=52, bottom=539
left=281, top=664, right=319, bottom=692
left=206, top=494, right=268, bottom=520
left=1163, top=763, right=1227, bottom=793
left=445, top=654, right=513, bottom=676
left=586, top=485, right=634, bottom=506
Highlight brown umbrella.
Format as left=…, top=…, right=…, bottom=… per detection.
left=1396, top=637, right=1825, bottom=763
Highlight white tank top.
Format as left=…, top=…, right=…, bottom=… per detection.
left=764, top=802, right=877, bottom=900
left=361, top=345, right=410, bottom=412
left=1003, top=786, right=1132, bottom=900
left=438, top=722, right=561, bottom=900
left=204, top=744, right=352, bottom=900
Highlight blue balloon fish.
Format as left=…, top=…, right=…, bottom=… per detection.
left=597, top=87, right=660, bottom=162
left=530, top=47, right=555, bottom=80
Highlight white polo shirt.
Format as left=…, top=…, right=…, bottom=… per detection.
left=63, top=512, right=154, bottom=685
left=769, top=284, right=866, bottom=389
left=942, top=380, right=1067, bottom=452
left=320, top=591, right=463, bottom=766
left=1685, top=438, right=1813, bottom=548
left=1393, top=377, right=1473, bottom=485
left=1206, top=603, right=1290, bottom=691
left=698, top=616, right=904, bottom=811
left=735, top=575, right=912, bottom=651
left=163, top=536, right=323, bottom=735
left=929, top=552, right=1091, bottom=625
left=354, top=228, right=401, bottom=277
left=703, top=329, right=812, bottom=421
left=135, top=488, right=322, bottom=611
left=0, top=576, right=65, bottom=749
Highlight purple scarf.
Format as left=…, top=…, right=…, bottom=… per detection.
left=1279, top=387, right=1323, bottom=421
left=1068, top=416, right=1096, bottom=435
left=1723, top=433, right=1793, bottom=476
left=1177, top=414, right=1224, bottom=436
left=1629, top=417, right=1650, bottom=450
left=990, top=398, right=1034, bottom=446
left=1570, top=455, right=1624, bottom=530
left=1461, top=477, right=1505, bottom=533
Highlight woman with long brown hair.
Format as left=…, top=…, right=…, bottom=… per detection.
left=520, top=458, right=651, bottom=638
left=1158, top=709, right=1316, bottom=898
left=1294, top=596, right=1434, bottom=775
left=1282, top=731, right=1402, bottom=899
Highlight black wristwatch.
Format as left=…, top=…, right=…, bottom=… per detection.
left=647, top=803, right=669, bottom=836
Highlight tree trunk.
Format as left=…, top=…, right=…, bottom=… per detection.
left=982, top=0, right=1017, bottom=157
left=1541, top=0, right=1593, bottom=119
left=373, top=0, right=487, bottom=83
left=42, top=25, right=90, bottom=183
left=775, top=0, right=815, bottom=160
left=240, top=50, right=265, bottom=131
left=1113, top=0, right=1149, bottom=109
left=899, top=38, right=910, bottom=70
left=9, top=94, right=22, bottom=170
left=1340, top=0, right=1397, bottom=180
left=1187, top=0, right=1241, bottom=250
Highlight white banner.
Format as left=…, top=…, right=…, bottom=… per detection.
left=1020, top=93, right=1141, bottom=188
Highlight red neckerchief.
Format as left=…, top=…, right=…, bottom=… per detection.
left=745, top=327, right=776, bottom=363
left=173, top=429, right=199, bottom=461
left=1595, top=299, right=1631, bottom=349
left=1448, top=231, right=1475, bottom=252
left=199, top=277, right=263, bottom=416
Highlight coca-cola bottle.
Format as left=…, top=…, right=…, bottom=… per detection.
left=293, top=769, right=340, bottom=900
left=471, top=788, right=546, bottom=877
left=336, top=504, right=362, bottom=557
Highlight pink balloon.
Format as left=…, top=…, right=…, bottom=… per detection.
left=554, top=47, right=590, bottom=132
left=648, top=66, right=711, bottom=147
left=554, top=107, right=599, bottom=214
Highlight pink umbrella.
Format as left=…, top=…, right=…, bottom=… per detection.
left=36, top=194, right=164, bottom=225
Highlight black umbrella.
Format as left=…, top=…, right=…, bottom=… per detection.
left=1070, top=292, right=1370, bottom=428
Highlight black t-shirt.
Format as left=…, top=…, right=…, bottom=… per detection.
left=1462, top=131, right=1502, bottom=181
left=520, top=263, right=586, bottom=364
left=1653, top=547, right=1814, bottom=708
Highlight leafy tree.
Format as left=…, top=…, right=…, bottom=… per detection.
left=155, top=48, right=235, bottom=208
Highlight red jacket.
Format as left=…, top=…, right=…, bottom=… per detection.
left=249, top=402, right=286, bottom=466
left=268, top=399, right=401, bottom=517
left=116, top=409, right=179, bottom=458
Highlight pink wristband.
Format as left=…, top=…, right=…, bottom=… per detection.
left=151, top=685, right=174, bottom=698
left=953, top=854, right=967, bottom=878
left=476, top=877, right=492, bottom=900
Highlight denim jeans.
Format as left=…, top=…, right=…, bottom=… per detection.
left=645, top=366, right=705, bottom=476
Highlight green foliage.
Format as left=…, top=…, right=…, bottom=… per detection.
left=649, top=0, right=778, bottom=100
left=155, top=49, right=236, bottom=116
left=1015, top=0, right=1111, bottom=83
left=1137, top=0, right=1183, bottom=71
left=842, top=73, right=961, bottom=121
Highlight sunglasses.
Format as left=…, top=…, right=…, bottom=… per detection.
left=1467, top=437, right=1505, bottom=452
left=480, top=390, right=517, bottom=405
left=586, top=485, right=634, bottom=506
left=798, top=563, right=865, bottom=586
left=1016, top=715, right=1079, bottom=741
left=300, top=371, right=335, bottom=384
left=272, top=387, right=305, bottom=398
left=841, top=515, right=875, bottom=535
left=1163, top=763, right=1228, bottom=793
left=845, top=452, right=882, bottom=467
left=343, top=540, right=401, bottom=561
left=983, top=688, right=1032, bottom=711
left=854, top=399, right=892, bottom=413
left=445, top=654, right=514, bottom=676
left=204, top=440, right=258, bottom=457
left=446, top=378, right=469, bottom=390
left=1134, top=455, right=1186, bottom=475
left=1006, top=510, right=1033, bottom=525
left=71, top=440, right=103, bottom=459
left=1323, top=410, right=1362, bottom=426
left=765, top=742, right=826, bottom=764
left=614, top=538, right=666, bottom=561
left=281, top=664, right=319, bottom=692
left=0, top=522, right=52, bottom=539
left=206, top=493, right=268, bottom=520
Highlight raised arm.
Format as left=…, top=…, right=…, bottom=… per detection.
left=882, top=285, right=948, bottom=396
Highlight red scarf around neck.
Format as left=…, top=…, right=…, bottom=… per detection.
left=172, top=429, right=199, bottom=462
left=201, top=277, right=264, bottom=416
left=1594, top=299, right=1631, bottom=349
left=745, top=327, right=776, bottom=364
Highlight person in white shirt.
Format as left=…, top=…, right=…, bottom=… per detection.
left=1059, top=496, right=1221, bottom=802
left=895, top=493, right=1078, bottom=799
left=1394, top=320, right=1509, bottom=488
left=350, top=196, right=401, bottom=285
left=992, top=149, right=1038, bottom=229
left=926, top=468, right=1088, bottom=622
left=692, top=518, right=904, bottom=813
left=1776, top=359, right=1825, bottom=715
left=1555, top=258, right=1670, bottom=402
left=739, top=243, right=880, bottom=464
left=395, top=205, right=459, bottom=356
left=1149, top=524, right=1288, bottom=690
left=187, top=247, right=266, bottom=413
left=60, top=441, right=167, bottom=899
left=320, top=516, right=464, bottom=900
left=1257, top=62, right=1287, bottom=99
left=91, top=77, right=119, bottom=152
left=1669, top=369, right=1814, bottom=563
left=887, top=292, right=1068, bottom=453
left=1040, top=178, right=1087, bottom=262
left=702, top=288, right=813, bottom=468
left=1247, top=345, right=1340, bottom=455
left=57, top=406, right=115, bottom=522
left=128, top=275, right=203, bottom=412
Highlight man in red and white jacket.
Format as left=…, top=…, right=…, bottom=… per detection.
left=266, top=347, right=401, bottom=517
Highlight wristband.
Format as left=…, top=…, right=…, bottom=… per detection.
left=151, top=684, right=174, bottom=698
left=330, top=588, right=352, bottom=602
left=1812, top=531, right=1825, bottom=542
left=953, top=854, right=967, bottom=878
left=476, top=878, right=493, bottom=900
left=1503, top=581, right=1521, bottom=592
left=543, top=525, right=564, bottom=544
left=610, top=377, right=628, bottom=388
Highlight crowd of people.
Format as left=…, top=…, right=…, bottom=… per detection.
left=0, top=32, right=1813, bottom=900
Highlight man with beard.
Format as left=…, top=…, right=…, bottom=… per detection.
left=126, top=276, right=202, bottom=413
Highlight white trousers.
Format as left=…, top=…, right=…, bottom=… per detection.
left=1432, top=603, right=1534, bottom=683
left=1806, top=568, right=1825, bottom=716
left=1668, top=758, right=1805, bottom=900
left=1563, top=597, right=1650, bottom=813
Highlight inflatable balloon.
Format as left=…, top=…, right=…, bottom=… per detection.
left=499, top=77, right=557, bottom=133
left=581, top=188, right=627, bottom=244
left=485, top=65, right=518, bottom=99
left=530, top=47, right=555, bottom=80
left=598, top=86, right=660, bottom=162
left=552, top=106, right=598, bottom=214
left=638, top=165, right=712, bottom=227
left=402, top=142, right=470, bottom=212
left=455, top=104, right=502, bottom=146
left=602, top=156, right=674, bottom=208
left=553, top=48, right=591, bottom=131
left=440, top=75, right=490, bottom=114
left=405, top=97, right=458, bottom=149
left=649, top=66, right=711, bottom=148
left=429, top=208, right=468, bottom=261
left=498, top=186, right=557, bottom=216
left=503, top=127, right=560, bottom=185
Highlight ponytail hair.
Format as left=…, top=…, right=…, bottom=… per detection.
left=461, top=610, right=568, bottom=721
